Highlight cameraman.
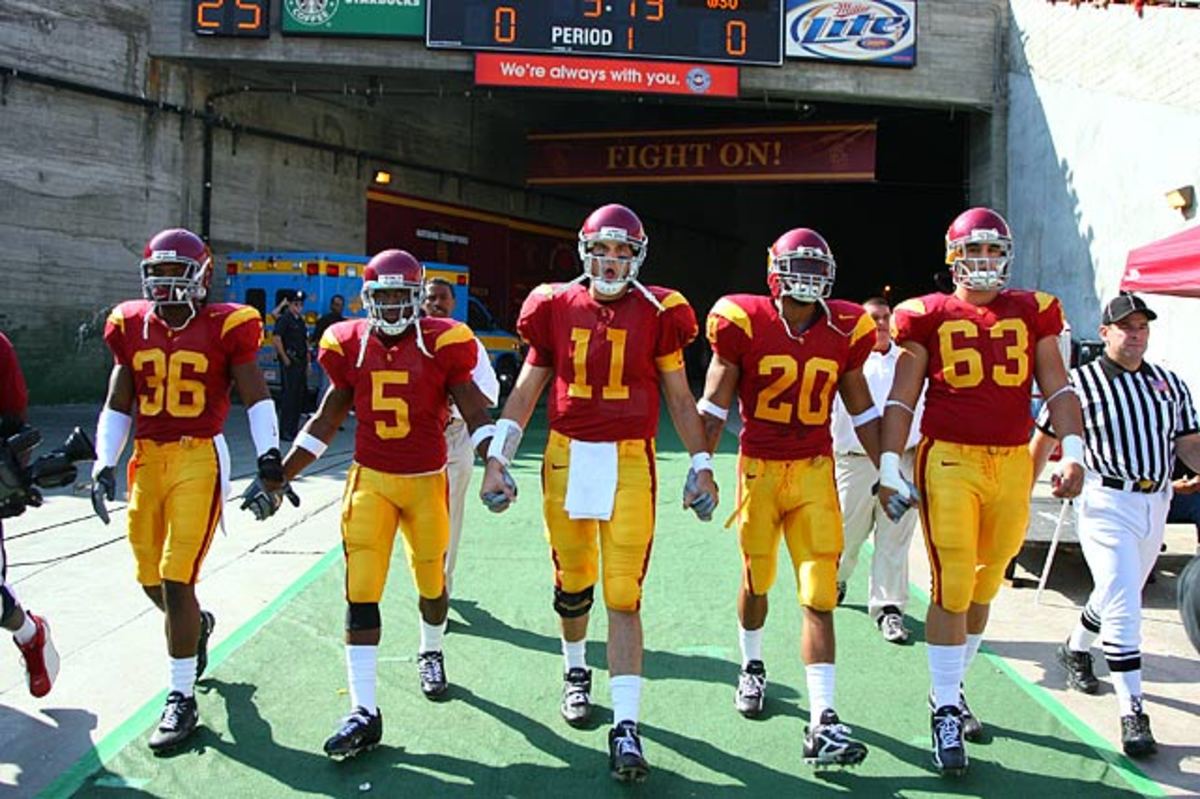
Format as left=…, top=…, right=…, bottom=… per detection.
left=0, top=330, right=58, bottom=697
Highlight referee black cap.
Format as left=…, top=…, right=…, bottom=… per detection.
left=1102, top=293, right=1157, bottom=324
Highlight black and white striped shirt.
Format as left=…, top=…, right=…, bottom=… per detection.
left=1038, top=356, right=1199, bottom=489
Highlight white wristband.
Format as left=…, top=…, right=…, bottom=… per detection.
left=471, top=423, right=497, bottom=450
left=247, top=398, right=280, bottom=457
left=690, top=452, right=714, bottom=473
left=850, top=405, right=881, bottom=427
left=93, top=407, right=132, bottom=474
left=879, top=451, right=903, bottom=488
left=696, top=398, right=728, bottom=421
left=486, top=418, right=523, bottom=467
left=295, top=431, right=328, bottom=459
left=1059, top=434, right=1085, bottom=467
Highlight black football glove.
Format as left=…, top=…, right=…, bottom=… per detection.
left=240, top=478, right=300, bottom=522
left=91, top=466, right=117, bottom=525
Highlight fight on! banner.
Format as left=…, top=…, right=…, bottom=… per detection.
left=526, top=123, right=877, bottom=186
left=475, top=53, right=739, bottom=98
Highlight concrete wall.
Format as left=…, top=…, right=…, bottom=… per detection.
left=1006, top=0, right=1200, bottom=392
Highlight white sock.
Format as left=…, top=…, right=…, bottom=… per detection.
left=806, top=662, right=836, bottom=721
left=346, top=645, right=379, bottom=713
left=562, top=638, right=587, bottom=672
left=962, top=634, right=984, bottom=675
left=610, top=674, right=642, bottom=725
left=169, top=656, right=198, bottom=698
left=1111, top=670, right=1142, bottom=716
left=13, top=614, right=37, bottom=646
left=1067, top=623, right=1099, bottom=653
left=419, top=618, right=447, bottom=654
left=739, top=625, right=764, bottom=667
left=928, top=644, right=965, bottom=710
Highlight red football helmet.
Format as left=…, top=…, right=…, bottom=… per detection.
left=140, top=228, right=212, bottom=312
left=362, top=249, right=424, bottom=335
left=767, top=228, right=836, bottom=303
left=578, top=204, right=648, bottom=297
left=945, top=207, right=1013, bottom=290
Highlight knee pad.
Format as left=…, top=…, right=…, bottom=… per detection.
left=602, top=577, right=642, bottom=613
left=743, top=554, right=778, bottom=596
left=346, top=602, right=381, bottom=631
left=553, top=585, right=595, bottom=618
left=935, top=563, right=974, bottom=614
left=0, top=584, right=16, bottom=622
left=798, top=560, right=838, bottom=612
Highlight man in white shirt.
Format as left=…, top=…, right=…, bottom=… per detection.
left=422, top=278, right=500, bottom=595
left=830, top=297, right=924, bottom=643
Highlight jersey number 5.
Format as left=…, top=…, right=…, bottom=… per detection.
left=131, top=349, right=208, bottom=418
left=938, top=319, right=1029, bottom=389
left=753, top=355, right=839, bottom=425
left=371, top=371, right=410, bottom=439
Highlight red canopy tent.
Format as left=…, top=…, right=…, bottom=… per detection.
left=1120, top=224, right=1200, bottom=298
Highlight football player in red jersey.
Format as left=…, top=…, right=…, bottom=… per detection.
left=697, top=228, right=878, bottom=767
left=89, top=228, right=283, bottom=752
left=277, top=250, right=495, bottom=760
left=0, top=331, right=60, bottom=698
left=478, top=203, right=718, bottom=783
left=879, top=208, right=1085, bottom=775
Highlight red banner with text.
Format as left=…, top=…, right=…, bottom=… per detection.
left=526, top=123, right=877, bottom=186
left=475, top=53, right=739, bottom=98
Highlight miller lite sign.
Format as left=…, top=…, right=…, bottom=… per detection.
left=786, top=1, right=917, bottom=67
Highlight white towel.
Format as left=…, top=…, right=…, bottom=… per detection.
left=564, top=440, right=619, bottom=520
left=215, top=433, right=231, bottom=534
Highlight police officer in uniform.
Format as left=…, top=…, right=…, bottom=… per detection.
left=274, top=290, right=308, bottom=441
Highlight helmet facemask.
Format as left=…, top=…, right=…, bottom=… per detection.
left=579, top=227, right=646, bottom=297
left=140, top=252, right=209, bottom=312
left=769, top=248, right=836, bottom=303
left=363, top=276, right=423, bottom=336
left=948, top=233, right=1012, bottom=291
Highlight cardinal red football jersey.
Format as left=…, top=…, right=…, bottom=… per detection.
left=708, top=295, right=875, bottom=460
left=319, top=317, right=476, bottom=474
left=517, top=282, right=698, bottom=442
left=103, top=301, right=262, bottom=442
left=891, top=289, right=1064, bottom=446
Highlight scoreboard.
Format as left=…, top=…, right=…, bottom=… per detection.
left=427, top=1, right=783, bottom=66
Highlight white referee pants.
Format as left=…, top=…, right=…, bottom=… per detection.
left=835, top=450, right=918, bottom=620
left=1076, top=477, right=1170, bottom=652
left=443, top=419, right=475, bottom=596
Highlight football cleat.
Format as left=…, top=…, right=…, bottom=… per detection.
left=1120, top=708, right=1156, bottom=758
left=148, top=691, right=199, bottom=753
left=417, top=651, right=448, bottom=699
left=608, top=720, right=650, bottom=783
left=15, top=613, right=59, bottom=698
left=561, top=667, right=593, bottom=726
left=323, top=707, right=383, bottom=760
left=803, top=709, right=869, bottom=766
left=1056, top=643, right=1099, bottom=694
left=928, top=688, right=982, bottom=742
left=735, top=660, right=767, bottom=718
left=196, top=610, right=215, bottom=680
left=930, top=705, right=969, bottom=776
left=878, top=609, right=910, bottom=644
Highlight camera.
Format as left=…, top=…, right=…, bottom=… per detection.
left=0, top=426, right=97, bottom=516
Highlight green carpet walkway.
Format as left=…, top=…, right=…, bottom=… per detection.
left=50, top=411, right=1155, bottom=797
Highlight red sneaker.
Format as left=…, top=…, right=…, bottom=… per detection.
left=15, top=613, right=59, bottom=698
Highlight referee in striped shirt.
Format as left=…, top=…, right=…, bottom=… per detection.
left=1031, top=293, right=1200, bottom=758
